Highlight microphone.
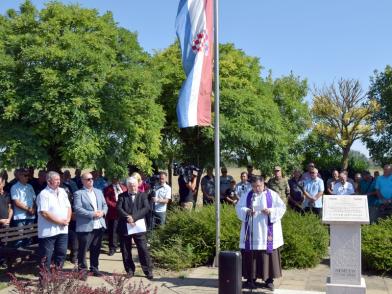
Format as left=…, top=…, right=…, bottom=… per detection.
left=251, top=192, right=256, bottom=214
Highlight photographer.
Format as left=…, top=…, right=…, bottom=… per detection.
left=178, top=170, right=197, bottom=211
left=150, top=172, right=171, bottom=227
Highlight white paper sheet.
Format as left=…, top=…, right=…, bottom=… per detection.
left=126, top=218, right=147, bottom=235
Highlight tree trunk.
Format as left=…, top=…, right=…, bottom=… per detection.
left=46, top=160, right=62, bottom=173
left=167, top=160, right=173, bottom=187
left=194, top=169, right=204, bottom=209
left=341, top=146, right=351, bottom=170
left=46, top=145, right=63, bottom=172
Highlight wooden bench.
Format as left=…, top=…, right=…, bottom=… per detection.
left=0, top=223, right=38, bottom=270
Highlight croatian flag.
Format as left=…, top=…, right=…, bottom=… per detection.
left=175, top=0, right=213, bottom=128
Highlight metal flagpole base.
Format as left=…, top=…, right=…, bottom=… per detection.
left=213, top=255, right=219, bottom=267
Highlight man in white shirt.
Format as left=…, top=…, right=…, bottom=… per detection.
left=37, top=171, right=71, bottom=270
left=235, top=172, right=252, bottom=199
left=333, top=172, right=355, bottom=195
left=151, top=172, right=171, bottom=227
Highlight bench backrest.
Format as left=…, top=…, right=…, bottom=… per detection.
left=0, top=223, right=38, bottom=243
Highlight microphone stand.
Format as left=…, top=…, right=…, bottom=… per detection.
left=250, top=192, right=255, bottom=292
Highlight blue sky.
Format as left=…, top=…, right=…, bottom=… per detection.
left=1, top=0, right=391, bottom=157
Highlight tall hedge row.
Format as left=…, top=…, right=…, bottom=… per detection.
left=150, top=205, right=329, bottom=270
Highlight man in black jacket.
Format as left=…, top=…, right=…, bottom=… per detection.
left=116, top=177, right=153, bottom=279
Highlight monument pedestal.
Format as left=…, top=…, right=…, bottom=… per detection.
left=326, top=277, right=366, bottom=294
left=322, top=195, right=370, bottom=294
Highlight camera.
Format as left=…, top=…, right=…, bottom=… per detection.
left=145, top=174, right=160, bottom=187
left=173, top=163, right=201, bottom=182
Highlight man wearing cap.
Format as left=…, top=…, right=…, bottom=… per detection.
left=11, top=168, right=37, bottom=247
left=117, top=177, right=153, bottom=279
left=267, top=166, right=290, bottom=203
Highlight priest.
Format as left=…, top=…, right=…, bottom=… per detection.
left=236, top=176, right=286, bottom=290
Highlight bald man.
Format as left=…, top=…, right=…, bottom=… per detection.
left=74, top=172, right=108, bottom=278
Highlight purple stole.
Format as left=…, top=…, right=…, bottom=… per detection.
left=244, top=189, right=274, bottom=253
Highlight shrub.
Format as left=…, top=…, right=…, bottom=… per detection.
left=362, top=217, right=392, bottom=274
left=8, top=266, right=157, bottom=294
left=150, top=236, right=197, bottom=271
left=151, top=205, right=329, bottom=270
left=150, top=205, right=240, bottom=270
left=281, top=210, right=329, bottom=269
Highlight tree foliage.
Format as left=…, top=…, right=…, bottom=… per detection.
left=0, top=1, right=164, bottom=174
left=152, top=42, right=310, bottom=175
left=301, top=131, right=370, bottom=176
left=312, top=79, right=379, bottom=169
left=366, top=65, right=392, bottom=165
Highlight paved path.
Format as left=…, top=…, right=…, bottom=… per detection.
left=1, top=250, right=391, bottom=293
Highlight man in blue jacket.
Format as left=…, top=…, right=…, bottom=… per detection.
left=74, top=172, right=108, bottom=278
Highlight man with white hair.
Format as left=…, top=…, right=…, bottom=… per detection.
left=36, top=171, right=71, bottom=270
left=332, top=172, right=355, bottom=195
left=116, top=177, right=153, bottom=279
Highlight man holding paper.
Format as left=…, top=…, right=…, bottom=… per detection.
left=116, top=177, right=153, bottom=279
left=236, top=176, right=286, bottom=290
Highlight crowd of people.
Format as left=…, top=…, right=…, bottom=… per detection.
left=0, top=162, right=391, bottom=289
left=196, top=163, right=392, bottom=223
left=0, top=168, right=172, bottom=281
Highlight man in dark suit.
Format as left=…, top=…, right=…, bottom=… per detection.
left=104, top=177, right=127, bottom=256
left=117, top=176, right=153, bottom=279
left=74, top=172, right=108, bottom=277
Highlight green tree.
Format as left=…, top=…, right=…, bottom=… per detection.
left=365, top=65, right=392, bottom=165
left=312, top=79, right=379, bottom=170
left=301, top=131, right=369, bottom=175
left=0, top=1, right=164, bottom=175
left=271, top=74, right=310, bottom=170
left=152, top=42, right=310, bottom=176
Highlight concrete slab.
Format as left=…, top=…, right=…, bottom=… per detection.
left=275, top=290, right=325, bottom=294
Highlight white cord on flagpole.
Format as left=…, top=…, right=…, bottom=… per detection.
left=213, top=0, right=220, bottom=267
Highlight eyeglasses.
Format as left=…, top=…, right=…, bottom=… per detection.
left=310, top=172, right=316, bottom=174
left=274, top=170, right=281, bottom=172
left=83, top=178, right=93, bottom=181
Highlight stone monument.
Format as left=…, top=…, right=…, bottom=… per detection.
left=322, top=195, right=369, bottom=294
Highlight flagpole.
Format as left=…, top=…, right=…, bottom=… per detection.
left=213, top=0, right=220, bottom=267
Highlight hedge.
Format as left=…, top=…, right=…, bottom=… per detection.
left=150, top=205, right=329, bottom=270
left=362, top=217, right=392, bottom=274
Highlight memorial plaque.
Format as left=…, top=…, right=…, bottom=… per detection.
left=322, top=195, right=369, bottom=224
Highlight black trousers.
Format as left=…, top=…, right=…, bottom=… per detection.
left=77, top=228, right=104, bottom=271
left=304, top=207, right=322, bottom=217
left=120, top=233, right=152, bottom=275
left=68, top=228, right=79, bottom=261
left=107, top=219, right=119, bottom=250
